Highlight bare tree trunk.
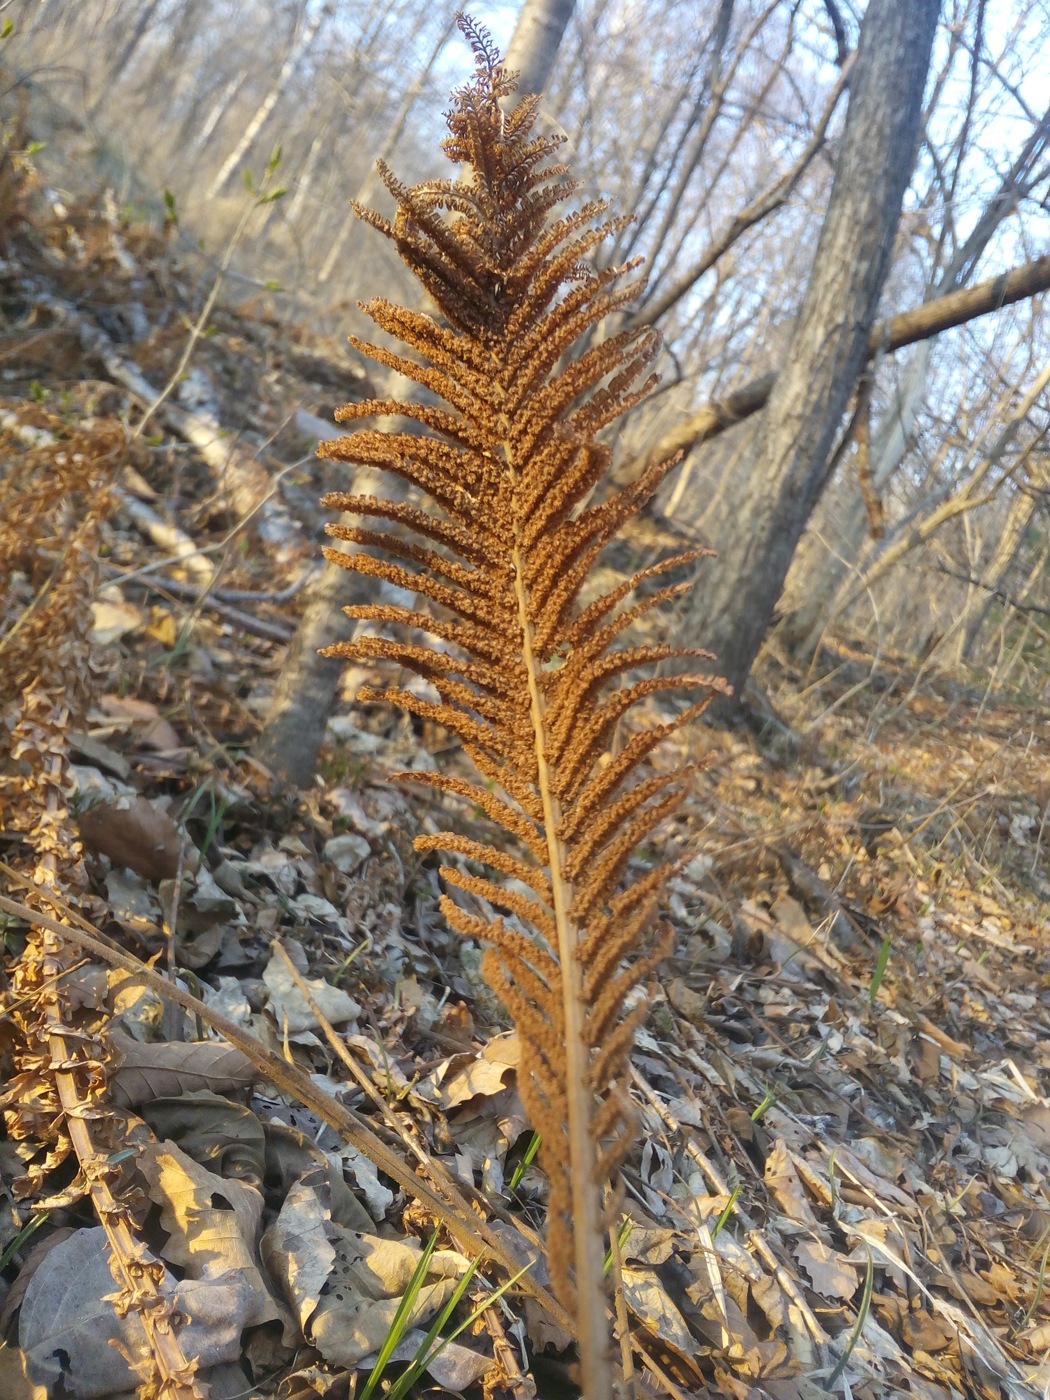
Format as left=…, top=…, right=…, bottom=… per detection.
left=958, top=454, right=1050, bottom=660
left=254, top=2, right=577, bottom=786
left=206, top=1, right=327, bottom=200
left=317, top=10, right=457, bottom=286
left=90, top=0, right=162, bottom=111
left=782, top=99, right=1050, bottom=655
left=684, top=0, right=939, bottom=706
left=502, top=0, right=576, bottom=101
left=190, top=71, right=250, bottom=156
left=285, top=125, right=327, bottom=226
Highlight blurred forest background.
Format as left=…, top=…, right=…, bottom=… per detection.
left=5, top=0, right=1050, bottom=733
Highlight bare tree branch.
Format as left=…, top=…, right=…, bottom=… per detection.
left=630, top=51, right=855, bottom=330
left=936, top=564, right=1050, bottom=618
left=646, top=250, right=1050, bottom=468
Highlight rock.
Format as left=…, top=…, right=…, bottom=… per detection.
left=323, top=833, right=371, bottom=875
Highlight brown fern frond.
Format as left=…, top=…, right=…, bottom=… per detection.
left=0, top=410, right=204, bottom=1398
left=316, top=20, right=730, bottom=1393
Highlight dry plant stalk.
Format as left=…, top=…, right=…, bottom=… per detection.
left=316, top=20, right=728, bottom=1391
left=0, top=413, right=204, bottom=1400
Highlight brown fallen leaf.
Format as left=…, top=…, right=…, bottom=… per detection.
left=0, top=1346, right=46, bottom=1400
left=108, top=1028, right=255, bottom=1108
left=98, top=693, right=182, bottom=751
left=621, top=1265, right=695, bottom=1351
left=142, top=1092, right=267, bottom=1187
left=900, top=1307, right=956, bottom=1353
left=138, top=1139, right=283, bottom=1333
left=90, top=591, right=142, bottom=644
left=78, top=794, right=182, bottom=881
left=417, top=1032, right=520, bottom=1110
left=765, top=1140, right=824, bottom=1232
left=793, top=1239, right=860, bottom=1302
left=908, top=1031, right=943, bottom=1083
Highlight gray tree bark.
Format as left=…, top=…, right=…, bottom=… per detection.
left=685, top=0, right=940, bottom=707
left=781, top=99, right=1050, bottom=656
left=958, top=453, right=1050, bottom=660
left=502, top=0, right=576, bottom=100
left=253, top=0, right=577, bottom=787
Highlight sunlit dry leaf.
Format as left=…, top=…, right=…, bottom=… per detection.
left=829, top=1145, right=915, bottom=1210
left=419, top=1032, right=520, bottom=1110
left=138, top=1139, right=281, bottom=1329
left=765, top=1140, right=824, bottom=1230
left=98, top=693, right=182, bottom=750
left=262, top=1172, right=336, bottom=1333
left=311, top=1273, right=459, bottom=1371
left=141, top=1091, right=266, bottom=1185
left=622, top=1225, right=677, bottom=1266
left=263, top=946, right=361, bottom=1033
left=146, top=609, right=179, bottom=646
left=89, top=591, right=142, bottom=644
left=265, top=1173, right=467, bottom=1369
left=622, top=1264, right=694, bottom=1351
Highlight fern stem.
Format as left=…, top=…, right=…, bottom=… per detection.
left=510, top=539, right=614, bottom=1398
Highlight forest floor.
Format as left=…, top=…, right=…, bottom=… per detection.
left=3, top=99, right=1050, bottom=1400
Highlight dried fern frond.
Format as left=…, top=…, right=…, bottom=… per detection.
left=0, top=411, right=204, bottom=1399
left=317, top=18, right=729, bottom=1391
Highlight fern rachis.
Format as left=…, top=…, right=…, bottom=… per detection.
left=316, top=19, right=729, bottom=1395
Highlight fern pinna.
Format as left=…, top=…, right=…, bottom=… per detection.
left=317, top=18, right=728, bottom=1390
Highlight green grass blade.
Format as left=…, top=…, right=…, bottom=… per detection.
left=869, top=934, right=892, bottom=1003
left=506, top=1131, right=541, bottom=1194
left=386, top=1261, right=534, bottom=1400
left=826, top=1247, right=874, bottom=1389
left=359, top=1230, right=440, bottom=1400
left=710, top=1184, right=741, bottom=1241
left=385, top=1255, right=481, bottom=1400
left=0, top=1212, right=47, bottom=1272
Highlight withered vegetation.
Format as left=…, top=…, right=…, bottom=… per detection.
left=0, top=415, right=207, bottom=1397
left=315, top=18, right=728, bottom=1380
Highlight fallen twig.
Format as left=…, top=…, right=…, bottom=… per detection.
left=112, top=565, right=294, bottom=642
left=114, top=488, right=216, bottom=583
left=33, top=288, right=300, bottom=547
